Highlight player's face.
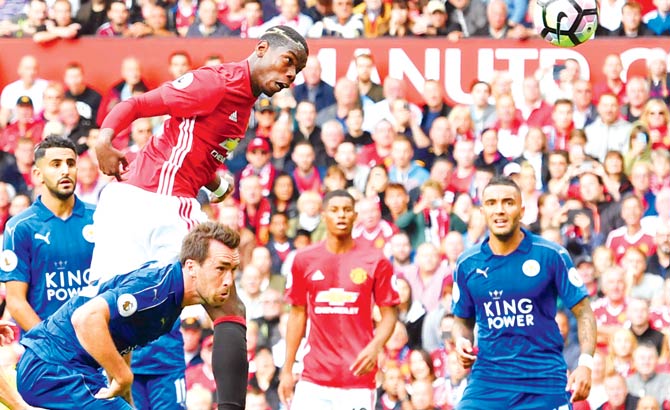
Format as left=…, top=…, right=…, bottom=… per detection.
left=254, top=41, right=307, bottom=96
left=323, top=195, right=357, bottom=237
left=480, top=184, right=524, bottom=241
left=194, top=240, right=239, bottom=307
left=34, top=147, right=77, bottom=201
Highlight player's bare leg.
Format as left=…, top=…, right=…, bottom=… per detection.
left=205, top=283, right=247, bottom=410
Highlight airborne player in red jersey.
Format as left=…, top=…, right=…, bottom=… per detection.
left=91, top=26, right=308, bottom=410
left=279, top=190, right=400, bottom=410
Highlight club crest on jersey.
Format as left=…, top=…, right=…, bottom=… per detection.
left=82, top=224, right=95, bottom=243
left=117, top=294, right=138, bottom=317
left=0, top=250, right=17, bottom=272
left=350, top=268, right=368, bottom=285
left=522, top=259, right=541, bottom=277
left=568, top=267, right=584, bottom=287
left=172, top=72, right=194, bottom=90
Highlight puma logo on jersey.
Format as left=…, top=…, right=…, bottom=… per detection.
left=476, top=267, right=489, bottom=279
left=229, top=111, right=238, bottom=122
left=34, top=232, right=51, bottom=245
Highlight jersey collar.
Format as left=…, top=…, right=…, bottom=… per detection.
left=480, top=227, right=533, bottom=260
left=33, top=195, right=85, bottom=221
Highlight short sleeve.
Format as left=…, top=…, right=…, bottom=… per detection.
left=101, top=281, right=167, bottom=321
left=285, top=252, right=307, bottom=306
left=0, top=221, right=31, bottom=283
left=160, top=67, right=225, bottom=118
left=451, top=261, right=475, bottom=319
left=553, top=247, right=588, bottom=309
left=373, top=257, right=400, bottom=307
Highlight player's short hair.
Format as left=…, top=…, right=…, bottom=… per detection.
left=34, top=136, right=77, bottom=161
left=482, top=175, right=521, bottom=196
left=260, top=25, right=309, bottom=56
left=323, top=189, right=354, bottom=208
left=180, top=222, right=240, bottom=265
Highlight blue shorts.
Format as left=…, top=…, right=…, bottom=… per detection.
left=132, top=371, right=186, bottom=410
left=17, top=348, right=133, bottom=410
left=457, top=382, right=572, bottom=410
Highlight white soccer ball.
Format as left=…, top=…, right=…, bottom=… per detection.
left=534, top=0, right=598, bottom=47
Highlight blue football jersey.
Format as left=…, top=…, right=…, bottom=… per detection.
left=0, top=197, right=96, bottom=319
left=452, top=228, right=588, bottom=395
left=21, top=261, right=185, bottom=368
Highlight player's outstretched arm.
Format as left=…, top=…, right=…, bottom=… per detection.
left=5, top=282, right=41, bottom=332
left=351, top=305, right=398, bottom=376
left=452, top=316, right=477, bottom=369
left=0, top=367, right=45, bottom=410
left=567, top=298, right=596, bottom=402
left=71, top=297, right=133, bottom=400
left=278, top=305, right=307, bottom=407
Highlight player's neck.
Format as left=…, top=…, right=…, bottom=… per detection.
left=41, top=194, right=75, bottom=219
left=487, top=229, right=524, bottom=256
left=325, top=234, right=355, bottom=254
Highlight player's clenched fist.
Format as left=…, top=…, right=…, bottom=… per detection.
left=454, top=337, right=478, bottom=369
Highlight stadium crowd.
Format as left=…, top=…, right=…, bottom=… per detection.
left=1, top=0, right=670, bottom=409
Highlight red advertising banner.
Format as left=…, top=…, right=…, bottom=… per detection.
left=0, top=37, right=668, bottom=105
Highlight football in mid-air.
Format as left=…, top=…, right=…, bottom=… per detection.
left=534, top=0, right=598, bottom=47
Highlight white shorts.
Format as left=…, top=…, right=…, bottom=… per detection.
left=290, top=380, right=376, bottom=410
left=89, top=183, right=207, bottom=283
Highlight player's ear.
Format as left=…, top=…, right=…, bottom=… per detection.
left=255, top=40, right=269, bottom=58
left=31, top=165, right=42, bottom=184
left=184, top=259, right=197, bottom=277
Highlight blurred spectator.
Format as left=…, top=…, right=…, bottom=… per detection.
left=219, top=0, right=246, bottom=32
left=390, top=98, right=430, bottom=148
left=492, top=94, right=525, bottom=159
left=246, top=388, right=270, bottom=410
left=448, top=104, right=476, bottom=143
left=354, top=53, right=384, bottom=105
left=389, top=231, right=413, bottom=272
left=33, top=0, right=82, bottom=43
left=594, top=55, right=627, bottom=104
left=352, top=0, right=391, bottom=37
left=365, top=77, right=422, bottom=134
left=624, top=124, right=652, bottom=176
left=39, top=81, right=64, bottom=124
left=97, top=56, right=148, bottom=127
left=75, top=0, right=108, bottom=35
left=307, top=0, right=363, bottom=37
left=599, top=0, right=626, bottom=33
left=316, top=119, right=344, bottom=169
left=639, top=99, right=670, bottom=150
left=0, top=55, right=48, bottom=128
left=266, top=212, right=294, bottom=274
left=291, top=141, right=322, bottom=193
left=409, top=379, right=440, bottom=410
left=646, top=220, right=670, bottom=278
left=335, top=141, right=370, bottom=193
left=251, top=0, right=313, bottom=37
left=239, top=174, right=272, bottom=245
left=647, top=51, right=669, bottom=103
left=599, top=373, right=640, bottom=410
left=293, top=56, right=336, bottom=115
left=63, top=62, right=102, bottom=126
left=248, top=346, right=280, bottom=410
left=353, top=196, right=398, bottom=250
left=576, top=254, right=600, bottom=300
left=170, top=0, right=197, bottom=37
left=74, top=155, right=106, bottom=204
left=622, top=246, right=664, bottom=302
left=626, top=298, right=665, bottom=354
left=60, top=97, right=92, bottom=154
left=396, top=276, right=426, bottom=349
left=626, top=343, right=670, bottom=405
left=317, top=77, right=359, bottom=128
left=269, top=120, right=294, bottom=175
left=446, top=0, right=487, bottom=38
left=252, top=245, right=285, bottom=288
left=0, top=96, right=44, bottom=153
left=415, top=117, right=454, bottom=171
left=649, top=150, right=670, bottom=195
left=420, top=81, right=450, bottom=136
left=403, top=242, right=449, bottom=311
left=375, top=365, right=404, bottom=410
left=538, top=58, right=582, bottom=104
left=397, top=180, right=447, bottom=247
left=588, top=352, right=609, bottom=409
left=186, top=0, right=233, bottom=37
left=386, top=0, right=413, bottom=37
left=450, top=138, right=476, bottom=194
left=124, top=117, right=153, bottom=163
left=606, top=195, right=655, bottom=263
left=622, top=77, right=651, bottom=124
left=636, top=396, right=660, bottom=410
left=585, top=93, right=633, bottom=163
left=293, top=101, right=323, bottom=152
left=127, top=4, right=175, bottom=37
left=515, top=127, right=549, bottom=190
left=518, top=76, right=553, bottom=129
left=469, top=81, right=496, bottom=136
left=593, top=267, right=629, bottom=349
left=629, top=162, right=656, bottom=217
left=185, top=335, right=217, bottom=394
left=247, top=320, right=260, bottom=366
left=607, top=328, right=637, bottom=378
left=572, top=79, right=598, bottom=130
left=186, top=384, right=213, bottom=410
left=541, top=99, right=574, bottom=152
left=472, top=0, right=529, bottom=39
left=95, top=0, right=130, bottom=36
left=239, top=0, right=263, bottom=38
left=12, top=137, right=33, bottom=195
left=358, top=120, right=394, bottom=168
left=389, top=137, right=429, bottom=192
left=3, top=0, right=48, bottom=38
left=180, top=316, right=204, bottom=368
left=254, top=288, right=283, bottom=347
left=239, top=264, right=264, bottom=320
left=383, top=182, right=410, bottom=223
left=643, top=0, right=670, bottom=35
left=413, top=0, right=458, bottom=37
left=556, top=310, right=580, bottom=371
left=268, top=173, right=299, bottom=220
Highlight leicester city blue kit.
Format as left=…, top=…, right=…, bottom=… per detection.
left=17, top=261, right=185, bottom=410
left=0, top=196, right=95, bottom=319
left=453, top=228, right=587, bottom=409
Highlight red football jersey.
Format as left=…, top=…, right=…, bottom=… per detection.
left=605, top=227, right=656, bottom=263
left=285, top=240, right=400, bottom=389
left=125, top=62, right=256, bottom=198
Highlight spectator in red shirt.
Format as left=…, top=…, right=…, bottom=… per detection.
left=95, top=0, right=130, bottom=36
left=607, top=195, right=656, bottom=263
left=238, top=174, right=272, bottom=245
left=239, top=137, right=276, bottom=197
left=593, top=54, right=627, bottom=105
left=353, top=196, right=398, bottom=251
left=185, top=335, right=217, bottom=394
left=0, top=96, right=43, bottom=153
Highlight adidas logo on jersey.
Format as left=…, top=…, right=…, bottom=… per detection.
left=229, top=111, right=238, bottom=122
left=311, top=270, right=325, bottom=281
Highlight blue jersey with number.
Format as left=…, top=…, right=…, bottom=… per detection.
left=0, top=196, right=96, bottom=319
left=21, top=261, right=184, bottom=368
left=452, top=228, right=587, bottom=394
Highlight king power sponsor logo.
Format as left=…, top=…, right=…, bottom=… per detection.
left=483, top=290, right=535, bottom=329
left=45, top=267, right=92, bottom=301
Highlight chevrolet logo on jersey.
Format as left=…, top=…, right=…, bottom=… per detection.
left=211, top=138, right=240, bottom=164
left=314, top=288, right=360, bottom=315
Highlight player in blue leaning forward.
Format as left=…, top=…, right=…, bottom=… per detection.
left=452, top=176, right=596, bottom=410
left=16, top=221, right=240, bottom=410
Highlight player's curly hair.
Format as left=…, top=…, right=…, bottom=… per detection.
left=260, top=25, right=309, bottom=56
left=34, top=136, right=77, bottom=161
left=180, top=222, right=240, bottom=264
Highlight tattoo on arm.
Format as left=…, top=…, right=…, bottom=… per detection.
left=571, top=298, right=597, bottom=355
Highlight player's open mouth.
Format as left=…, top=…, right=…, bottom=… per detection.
left=275, top=81, right=288, bottom=90
left=493, top=218, right=507, bottom=226
left=59, top=179, right=73, bottom=187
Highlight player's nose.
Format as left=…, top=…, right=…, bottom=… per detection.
left=286, top=67, right=296, bottom=82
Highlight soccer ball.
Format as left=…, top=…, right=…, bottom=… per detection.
left=534, top=0, right=598, bottom=47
